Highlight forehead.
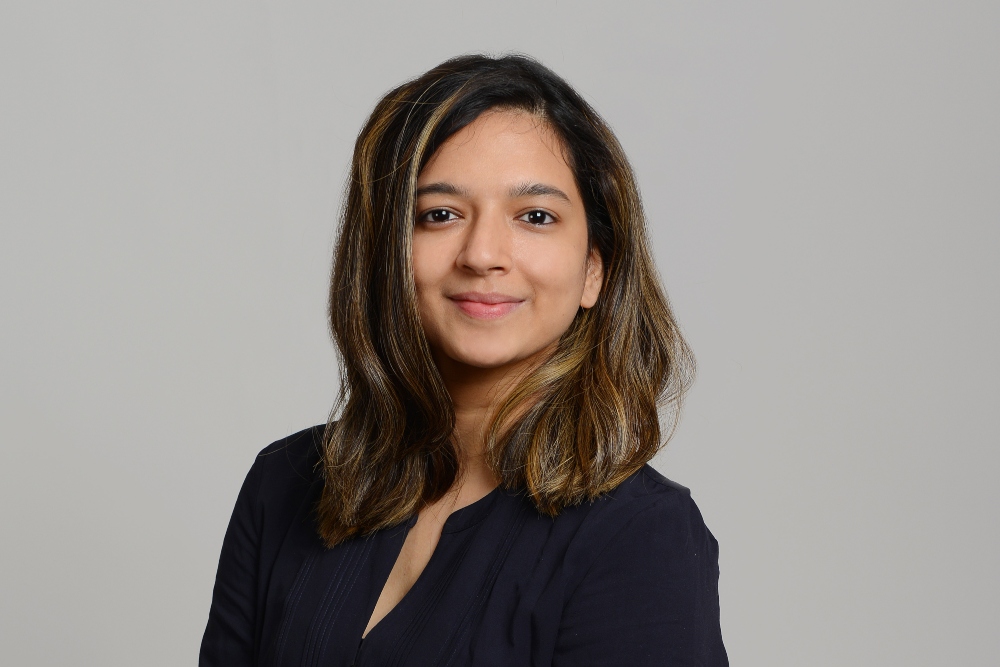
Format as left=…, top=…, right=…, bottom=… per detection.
left=418, top=110, right=574, bottom=185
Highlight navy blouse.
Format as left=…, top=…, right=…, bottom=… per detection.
left=199, top=425, right=727, bottom=666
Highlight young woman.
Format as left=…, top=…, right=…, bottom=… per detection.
left=200, top=54, right=727, bottom=666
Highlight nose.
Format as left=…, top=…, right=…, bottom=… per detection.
left=456, top=207, right=512, bottom=276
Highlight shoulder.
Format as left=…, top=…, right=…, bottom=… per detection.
left=239, top=424, right=326, bottom=523
left=611, top=465, right=711, bottom=545
left=559, top=465, right=717, bottom=592
left=606, top=465, right=717, bottom=564
left=612, top=463, right=693, bottom=501
left=252, top=423, right=325, bottom=482
left=575, top=463, right=701, bottom=537
left=551, top=466, right=727, bottom=664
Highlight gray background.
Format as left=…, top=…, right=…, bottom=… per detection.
left=2, top=1, right=997, bottom=665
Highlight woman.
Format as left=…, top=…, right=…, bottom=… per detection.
left=200, top=54, right=727, bottom=666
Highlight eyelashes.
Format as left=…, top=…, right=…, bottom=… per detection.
left=518, top=210, right=556, bottom=225
left=421, top=208, right=458, bottom=224
left=416, top=208, right=557, bottom=226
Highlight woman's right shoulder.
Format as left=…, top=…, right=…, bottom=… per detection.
left=201, top=425, right=327, bottom=663
left=240, top=424, right=326, bottom=519
left=253, top=423, right=326, bottom=478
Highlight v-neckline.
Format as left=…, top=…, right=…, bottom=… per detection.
left=359, top=485, right=502, bottom=644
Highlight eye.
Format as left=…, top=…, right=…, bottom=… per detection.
left=519, top=209, right=556, bottom=226
left=419, top=208, right=458, bottom=224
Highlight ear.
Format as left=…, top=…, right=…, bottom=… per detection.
left=580, top=246, right=604, bottom=309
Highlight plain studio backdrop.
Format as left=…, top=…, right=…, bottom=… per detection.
left=1, top=1, right=997, bottom=665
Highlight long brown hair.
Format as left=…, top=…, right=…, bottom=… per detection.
left=317, top=54, right=694, bottom=547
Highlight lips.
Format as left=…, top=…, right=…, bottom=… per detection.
left=448, top=292, right=525, bottom=320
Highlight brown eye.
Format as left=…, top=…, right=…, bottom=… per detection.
left=520, top=210, right=555, bottom=225
left=423, top=209, right=456, bottom=223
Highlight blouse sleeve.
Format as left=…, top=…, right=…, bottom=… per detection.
left=199, top=456, right=264, bottom=667
left=552, top=493, right=728, bottom=666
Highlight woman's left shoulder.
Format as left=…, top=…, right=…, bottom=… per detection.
left=551, top=466, right=727, bottom=665
left=610, top=464, right=719, bottom=555
left=585, top=464, right=713, bottom=534
left=559, top=465, right=719, bottom=587
left=615, top=463, right=695, bottom=503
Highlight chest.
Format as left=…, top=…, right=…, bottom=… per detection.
left=255, top=496, right=576, bottom=667
left=362, top=508, right=448, bottom=638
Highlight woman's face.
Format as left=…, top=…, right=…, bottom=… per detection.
left=412, top=109, right=603, bottom=376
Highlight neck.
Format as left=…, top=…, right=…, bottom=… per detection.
left=434, top=351, right=546, bottom=493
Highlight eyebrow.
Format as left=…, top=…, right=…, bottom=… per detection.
left=508, top=182, right=572, bottom=203
left=415, top=181, right=572, bottom=203
left=415, top=182, right=471, bottom=198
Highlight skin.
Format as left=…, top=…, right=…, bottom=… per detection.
left=363, top=109, right=603, bottom=638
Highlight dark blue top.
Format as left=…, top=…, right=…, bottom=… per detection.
left=200, top=425, right=727, bottom=666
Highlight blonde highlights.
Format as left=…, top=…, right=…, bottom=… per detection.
left=317, top=55, right=694, bottom=547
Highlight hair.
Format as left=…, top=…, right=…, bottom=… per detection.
left=317, top=53, right=694, bottom=548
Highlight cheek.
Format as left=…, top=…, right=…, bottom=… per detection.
left=411, top=236, right=431, bottom=288
left=410, top=238, right=438, bottom=332
left=411, top=235, right=448, bottom=294
left=411, top=234, right=458, bottom=346
left=520, top=242, right=588, bottom=310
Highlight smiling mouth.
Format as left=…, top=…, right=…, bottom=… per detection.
left=448, top=292, right=525, bottom=320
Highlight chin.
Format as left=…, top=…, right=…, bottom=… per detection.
left=453, top=352, right=522, bottom=370
left=446, top=342, right=527, bottom=370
